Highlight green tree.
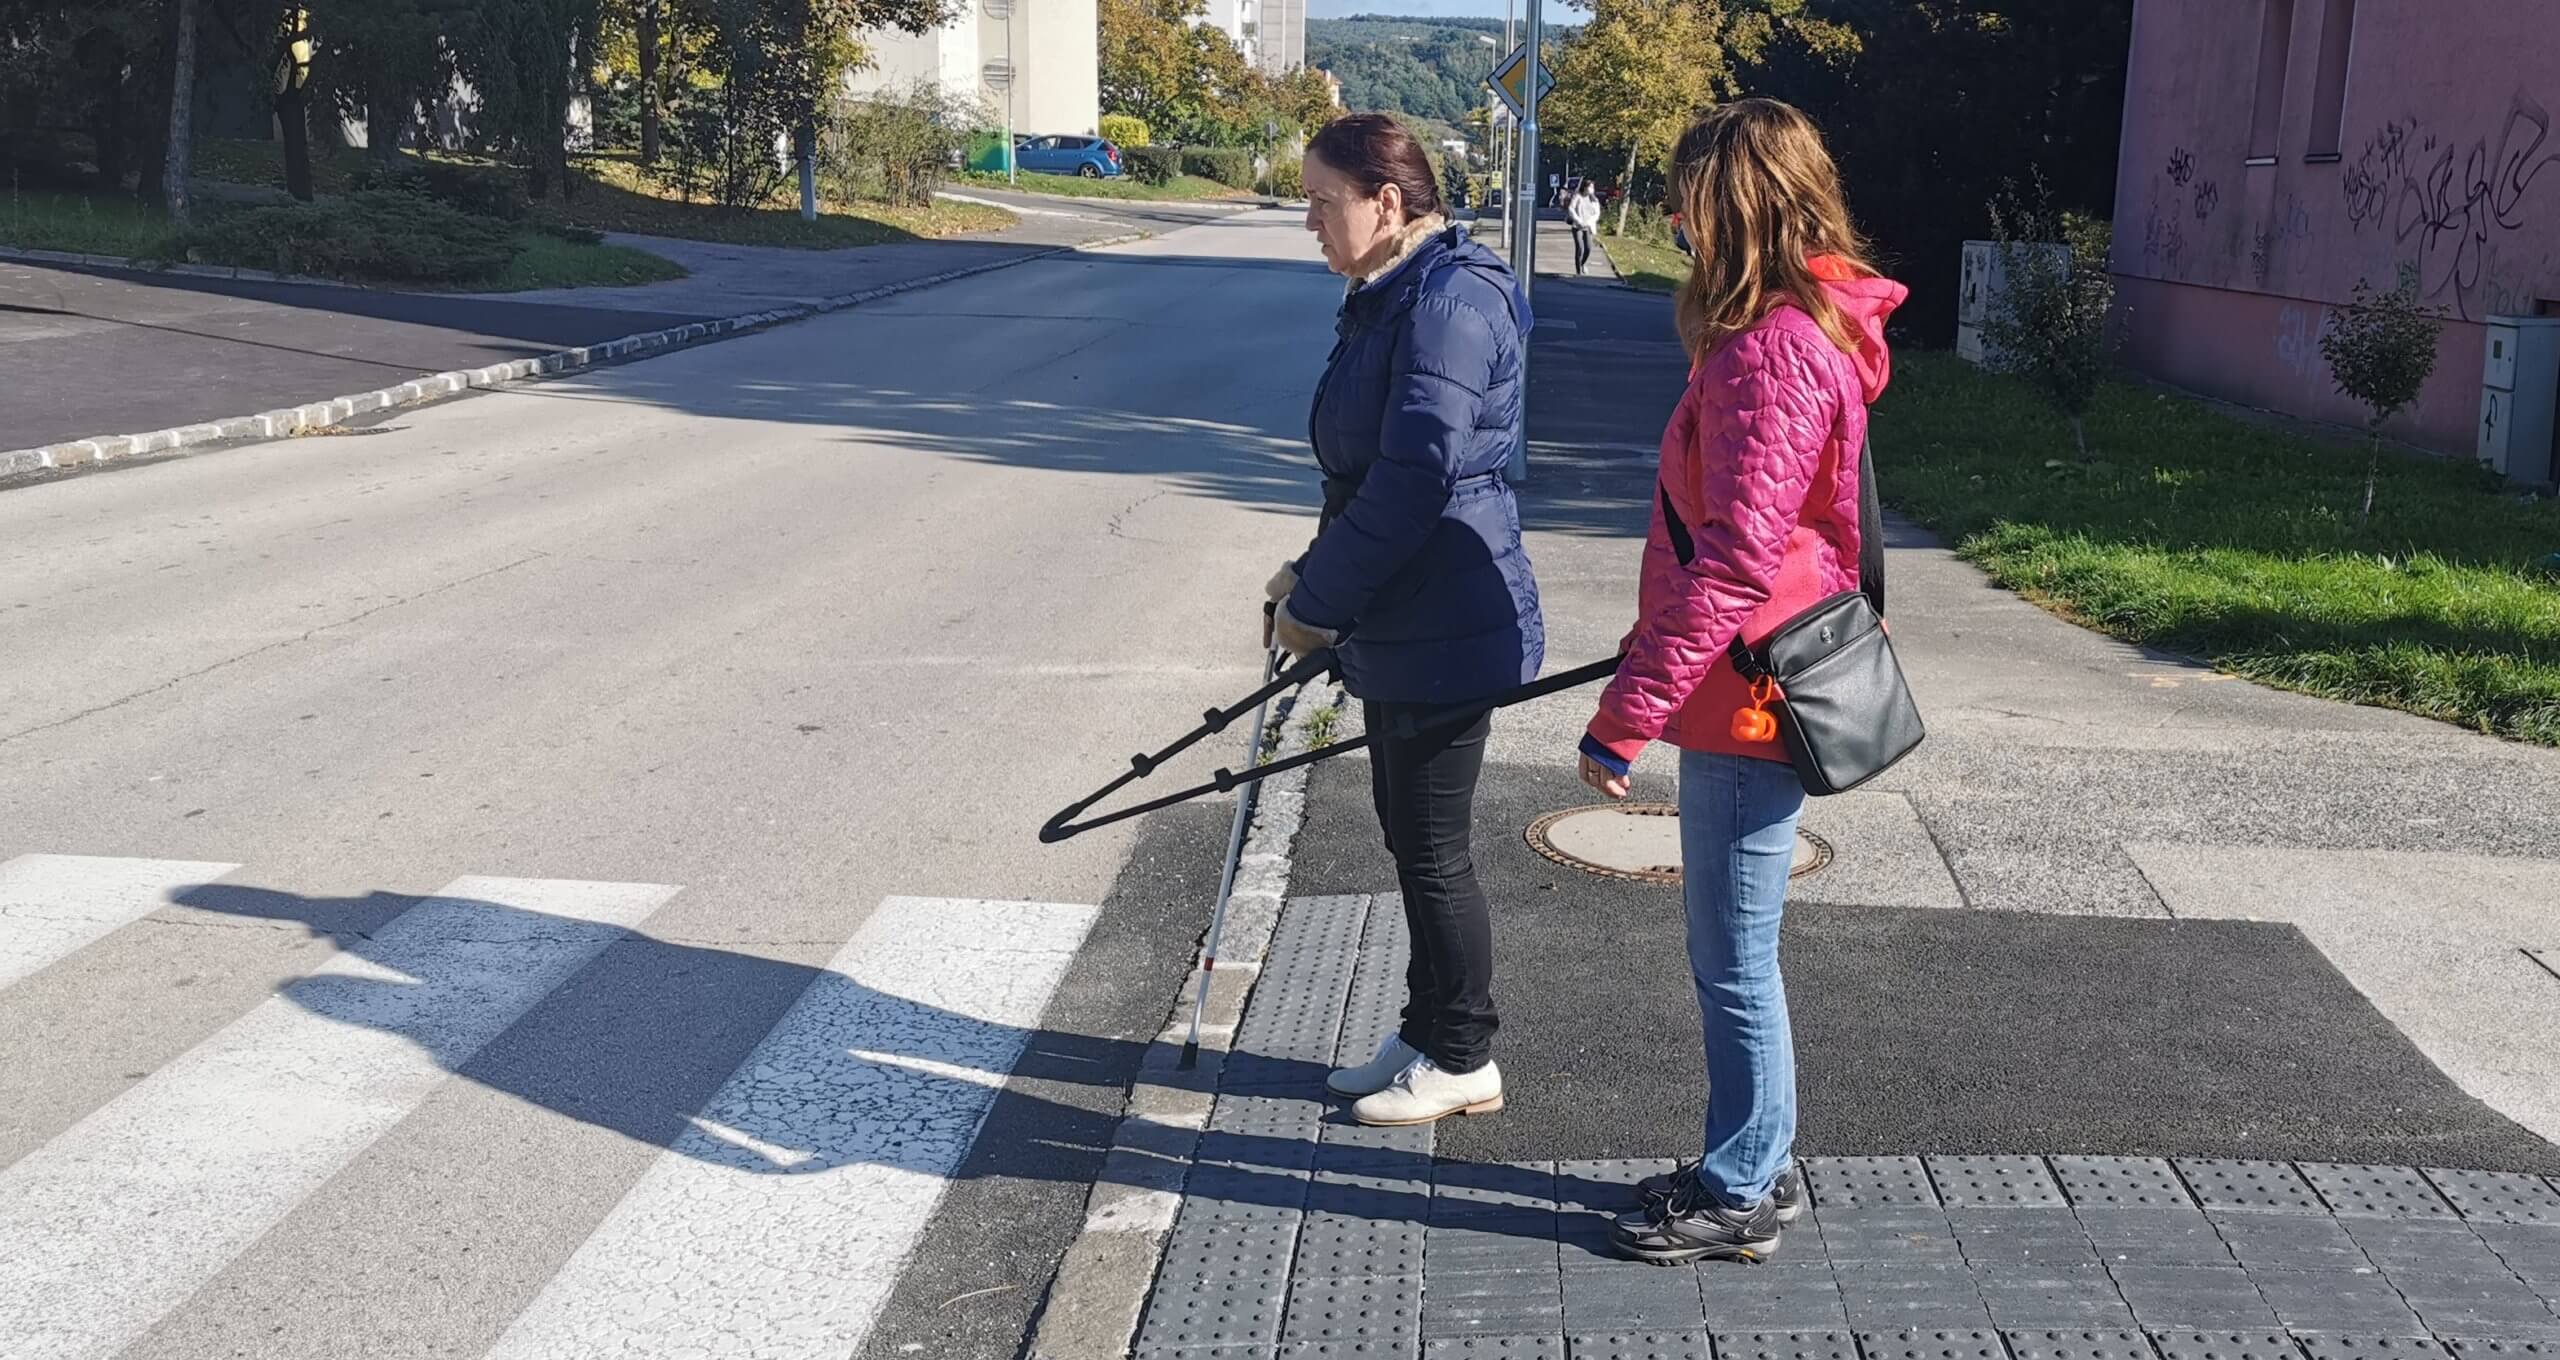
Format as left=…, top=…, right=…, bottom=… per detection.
left=2321, top=266, right=2445, bottom=526
left=1981, top=180, right=2117, bottom=463
left=1544, top=0, right=1754, bottom=233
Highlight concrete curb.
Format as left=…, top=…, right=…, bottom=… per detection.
left=1024, top=676, right=1348, bottom=1360
left=0, top=231, right=1149, bottom=486
left=0, top=243, right=381, bottom=291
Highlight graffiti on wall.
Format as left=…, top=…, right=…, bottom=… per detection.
left=2340, top=92, right=2560, bottom=319
left=2250, top=193, right=2317, bottom=285
left=2193, top=179, right=2222, bottom=221
left=2274, top=303, right=2325, bottom=378
left=2167, top=147, right=2198, bottom=187
left=2142, top=185, right=2188, bottom=273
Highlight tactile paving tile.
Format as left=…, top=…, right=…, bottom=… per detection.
left=2249, top=1267, right=2428, bottom=1334
left=2172, top=1162, right=2326, bottom=1216
left=1809, top=1158, right=1942, bottom=1210
left=1565, top=1331, right=1710, bottom=1360
left=2426, top=1170, right=2560, bottom=1225
left=2077, top=1209, right=2231, bottom=1266
left=1556, top=1161, right=1681, bottom=1214
left=2472, top=1222, right=2560, bottom=1287
left=1831, top=1264, right=1993, bottom=1330
left=2340, top=1218, right=2510, bottom=1276
left=1435, top=1163, right=1562, bottom=1217
left=2209, top=1213, right=2370, bottom=1273
left=2296, top=1165, right=2457, bottom=1220
left=1559, top=1262, right=1711, bottom=1330
left=1276, top=1340, right=1418, bottom=1360
left=2144, top=1332, right=2303, bottom=1360
left=1812, top=1209, right=1966, bottom=1265
left=1271, top=896, right=1372, bottom=955
left=1136, top=1345, right=1277, bottom=1360
left=1698, top=1264, right=1850, bottom=1330
left=1425, top=1220, right=1567, bottom=1274
left=1137, top=1276, right=1290, bottom=1351
left=1163, top=1220, right=1301, bottom=1282
left=1708, top=1329, right=1862, bottom=1360
left=1424, top=1338, right=1564, bottom=1360
left=1998, top=1328, right=2158, bottom=1360
left=1187, top=1162, right=1314, bottom=1220
left=1322, top=1114, right=1438, bottom=1161
left=2444, top=1343, right=2560, bottom=1360
left=1283, top=1275, right=1425, bottom=1346
left=1197, top=1128, right=1322, bottom=1176
left=2053, top=1158, right=2197, bottom=1211
left=1361, top=892, right=1409, bottom=953
left=1215, top=1094, right=1332, bottom=1136
left=1296, top=1215, right=1429, bottom=1279
left=2105, top=1266, right=2278, bottom=1329
left=1947, top=1209, right=2100, bottom=1266
left=2293, top=1338, right=2451, bottom=1360
left=1306, top=1170, right=1435, bottom=1217
left=1226, top=1053, right=1338, bottom=1095
left=1929, top=1157, right=2067, bottom=1210
left=1968, top=1264, right=2133, bottom=1329
left=1853, top=1328, right=2009, bottom=1360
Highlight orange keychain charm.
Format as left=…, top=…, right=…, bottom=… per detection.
left=1730, top=675, right=1780, bottom=744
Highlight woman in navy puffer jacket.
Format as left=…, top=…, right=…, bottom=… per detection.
left=1265, top=114, right=1543, bottom=1128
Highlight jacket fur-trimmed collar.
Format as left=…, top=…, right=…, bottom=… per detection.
left=1346, top=213, right=1451, bottom=294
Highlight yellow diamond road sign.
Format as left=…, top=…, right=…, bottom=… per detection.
left=1487, top=44, right=1554, bottom=120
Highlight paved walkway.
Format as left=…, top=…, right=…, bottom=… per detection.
left=1471, top=211, right=1623, bottom=283
left=1133, top=894, right=2560, bottom=1358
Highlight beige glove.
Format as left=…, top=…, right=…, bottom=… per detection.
left=1271, top=596, right=1339, bottom=660
left=1264, top=563, right=1298, bottom=602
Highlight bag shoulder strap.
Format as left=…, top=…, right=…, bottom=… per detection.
left=1858, top=432, right=1884, bottom=617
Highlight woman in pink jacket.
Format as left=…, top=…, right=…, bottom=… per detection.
left=1576, top=99, right=1905, bottom=1264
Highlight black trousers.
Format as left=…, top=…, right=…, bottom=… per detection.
left=1365, top=701, right=1497, bottom=1074
left=1571, top=226, right=1593, bottom=273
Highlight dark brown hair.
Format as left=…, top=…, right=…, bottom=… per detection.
left=1305, top=114, right=1444, bottom=220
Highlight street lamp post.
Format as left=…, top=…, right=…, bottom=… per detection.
left=1505, top=0, right=1540, bottom=482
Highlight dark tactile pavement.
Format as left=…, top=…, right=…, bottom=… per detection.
left=1129, top=895, right=2560, bottom=1359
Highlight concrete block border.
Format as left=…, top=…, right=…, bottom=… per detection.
left=1024, top=674, right=1348, bottom=1360
left=0, top=231, right=1146, bottom=485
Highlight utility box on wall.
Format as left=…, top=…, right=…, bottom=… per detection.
left=1958, top=240, right=2069, bottom=367
left=2478, top=316, right=2560, bottom=484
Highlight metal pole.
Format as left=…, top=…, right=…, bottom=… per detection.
left=1005, top=11, right=1017, bottom=187
left=1507, top=0, right=1539, bottom=483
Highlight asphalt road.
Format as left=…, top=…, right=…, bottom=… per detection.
left=0, top=208, right=1339, bottom=1360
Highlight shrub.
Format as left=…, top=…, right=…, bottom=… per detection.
left=348, top=158, right=529, bottom=222
left=1981, top=180, right=2119, bottom=463
left=1123, top=146, right=1180, bottom=186
left=181, top=190, right=519, bottom=283
left=1182, top=147, right=1256, bottom=188
left=2323, top=265, right=2446, bottom=525
left=821, top=80, right=987, bottom=209
left=1099, top=113, right=1151, bottom=150
left=1265, top=155, right=1303, bottom=200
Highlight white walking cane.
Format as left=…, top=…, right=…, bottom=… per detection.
left=1180, top=638, right=1287, bottom=1070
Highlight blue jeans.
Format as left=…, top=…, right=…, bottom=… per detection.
left=1678, top=749, right=1807, bottom=1208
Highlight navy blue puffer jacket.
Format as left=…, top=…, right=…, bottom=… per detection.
left=1290, top=224, right=1545, bottom=705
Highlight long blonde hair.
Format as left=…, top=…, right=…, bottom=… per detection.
left=1671, top=98, right=1874, bottom=364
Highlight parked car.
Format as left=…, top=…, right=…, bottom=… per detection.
left=1015, top=135, right=1123, bottom=179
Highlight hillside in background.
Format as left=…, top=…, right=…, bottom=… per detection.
left=1307, top=15, right=1517, bottom=126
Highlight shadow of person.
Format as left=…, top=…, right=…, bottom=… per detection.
left=161, top=880, right=1510, bottom=1235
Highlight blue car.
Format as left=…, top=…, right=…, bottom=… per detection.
left=1016, top=135, right=1124, bottom=179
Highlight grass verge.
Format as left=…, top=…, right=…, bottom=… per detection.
left=960, top=170, right=1252, bottom=203
left=564, top=156, right=1010, bottom=246
left=0, top=186, right=179, bottom=258
left=1599, top=232, right=1687, bottom=293
left=1874, top=351, right=2560, bottom=745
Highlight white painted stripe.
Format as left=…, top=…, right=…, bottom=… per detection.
left=0, top=854, right=240, bottom=991
left=483, top=895, right=1100, bottom=1360
left=0, top=874, right=677, bottom=1360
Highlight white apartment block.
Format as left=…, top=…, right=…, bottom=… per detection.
left=849, top=0, right=1100, bottom=138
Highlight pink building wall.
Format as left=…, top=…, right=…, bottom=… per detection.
left=2110, top=0, right=2560, bottom=455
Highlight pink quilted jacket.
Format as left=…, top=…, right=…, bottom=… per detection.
left=1584, top=261, right=1906, bottom=768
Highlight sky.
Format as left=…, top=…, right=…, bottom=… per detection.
left=1309, top=0, right=1523, bottom=19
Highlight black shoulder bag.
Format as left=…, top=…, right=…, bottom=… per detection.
left=1668, top=435, right=1925, bottom=797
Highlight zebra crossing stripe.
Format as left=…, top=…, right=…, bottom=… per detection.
left=0, top=874, right=678, bottom=1360
left=482, top=895, right=1100, bottom=1360
left=0, top=853, right=240, bottom=991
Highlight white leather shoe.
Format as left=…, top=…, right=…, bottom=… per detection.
left=1326, top=1034, right=1424, bottom=1098
left=1350, top=1055, right=1504, bottom=1126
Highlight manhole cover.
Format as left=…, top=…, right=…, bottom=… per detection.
left=1524, top=802, right=1830, bottom=884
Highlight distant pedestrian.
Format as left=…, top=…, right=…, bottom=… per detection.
left=1568, top=181, right=1603, bottom=275
left=1577, top=98, right=1908, bottom=1264
left=1272, top=113, right=1544, bottom=1128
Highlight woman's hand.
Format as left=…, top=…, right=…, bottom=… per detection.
left=1578, top=752, right=1630, bottom=801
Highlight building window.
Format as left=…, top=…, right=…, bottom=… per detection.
left=2304, top=0, right=2356, bottom=160
left=2248, top=0, right=2295, bottom=162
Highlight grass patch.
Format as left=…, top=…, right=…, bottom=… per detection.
left=961, top=170, right=1251, bottom=203
left=0, top=186, right=180, bottom=258
left=1599, top=231, right=1687, bottom=293
left=1875, top=350, right=2560, bottom=744
left=482, top=230, right=687, bottom=290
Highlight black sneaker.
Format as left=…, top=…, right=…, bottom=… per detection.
left=1611, top=1175, right=1783, bottom=1265
left=1635, top=1160, right=1805, bottom=1225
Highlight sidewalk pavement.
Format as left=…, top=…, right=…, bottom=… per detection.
left=1471, top=210, right=1623, bottom=284
left=1080, top=278, right=2560, bottom=1358
left=1, top=188, right=1224, bottom=455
